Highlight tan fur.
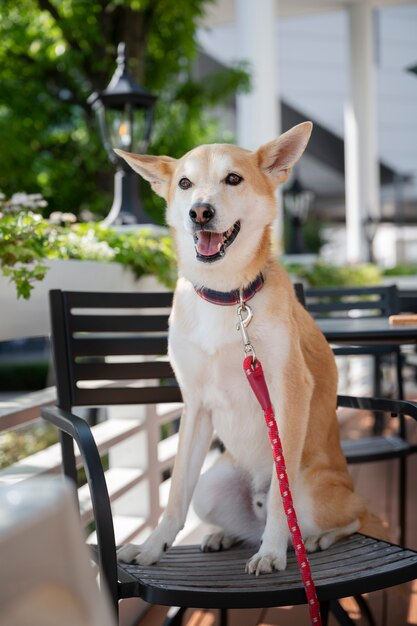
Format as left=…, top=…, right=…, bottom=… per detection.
left=115, top=123, right=387, bottom=574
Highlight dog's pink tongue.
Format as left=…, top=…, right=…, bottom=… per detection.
left=196, top=231, right=223, bottom=256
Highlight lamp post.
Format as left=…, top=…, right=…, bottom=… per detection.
left=88, top=43, right=158, bottom=225
left=283, top=176, right=314, bottom=255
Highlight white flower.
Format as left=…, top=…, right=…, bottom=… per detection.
left=64, top=229, right=115, bottom=262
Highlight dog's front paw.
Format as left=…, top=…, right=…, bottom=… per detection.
left=200, top=531, right=234, bottom=553
left=245, top=548, right=287, bottom=576
left=117, top=543, right=142, bottom=563
left=117, top=541, right=167, bottom=566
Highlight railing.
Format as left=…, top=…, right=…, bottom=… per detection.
left=0, top=387, right=212, bottom=547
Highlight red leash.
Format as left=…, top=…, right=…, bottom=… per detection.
left=237, top=301, right=322, bottom=625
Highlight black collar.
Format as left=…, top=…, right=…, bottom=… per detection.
left=194, top=273, right=264, bottom=306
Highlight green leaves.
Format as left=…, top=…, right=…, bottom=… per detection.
left=0, top=0, right=249, bottom=223
left=283, top=260, right=383, bottom=288
left=0, top=193, right=177, bottom=298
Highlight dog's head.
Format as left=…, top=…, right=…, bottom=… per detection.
left=115, top=122, right=312, bottom=284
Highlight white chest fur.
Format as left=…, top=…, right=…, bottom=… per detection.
left=168, top=279, right=290, bottom=480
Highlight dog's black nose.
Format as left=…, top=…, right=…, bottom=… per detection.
left=189, top=203, right=215, bottom=225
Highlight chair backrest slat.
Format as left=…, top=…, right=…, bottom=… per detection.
left=304, top=285, right=400, bottom=318
left=73, top=361, right=175, bottom=381
left=64, top=291, right=173, bottom=308
left=74, top=385, right=182, bottom=406
left=51, top=285, right=306, bottom=410
left=69, top=314, right=170, bottom=333
left=71, top=336, right=169, bottom=357
left=49, top=290, right=178, bottom=409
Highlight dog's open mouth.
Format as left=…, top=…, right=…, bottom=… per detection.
left=193, top=221, right=240, bottom=263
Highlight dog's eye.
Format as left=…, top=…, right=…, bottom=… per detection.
left=225, top=173, right=243, bottom=186
left=178, top=177, right=192, bottom=190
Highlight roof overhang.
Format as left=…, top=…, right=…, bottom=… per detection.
left=201, top=0, right=417, bottom=26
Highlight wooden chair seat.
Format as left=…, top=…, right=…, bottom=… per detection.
left=342, top=435, right=415, bottom=463
left=117, top=534, right=417, bottom=609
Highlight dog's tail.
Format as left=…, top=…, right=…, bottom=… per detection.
left=359, top=510, right=390, bottom=542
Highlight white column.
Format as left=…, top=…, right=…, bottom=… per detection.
left=235, top=0, right=282, bottom=250
left=344, top=3, right=381, bottom=263
left=235, top=0, right=280, bottom=149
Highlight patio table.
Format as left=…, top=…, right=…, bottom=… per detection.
left=318, top=317, right=417, bottom=346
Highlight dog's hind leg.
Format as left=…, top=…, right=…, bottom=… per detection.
left=193, top=452, right=264, bottom=551
left=304, top=519, right=361, bottom=552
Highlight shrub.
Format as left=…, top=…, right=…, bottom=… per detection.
left=284, top=260, right=383, bottom=287
left=0, top=192, right=176, bottom=298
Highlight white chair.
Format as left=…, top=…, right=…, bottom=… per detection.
left=0, top=477, right=115, bottom=626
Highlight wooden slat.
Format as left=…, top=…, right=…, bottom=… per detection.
left=304, top=286, right=399, bottom=319
left=158, top=433, right=179, bottom=469
left=79, top=467, right=145, bottom=524
left=399, top=290, right=417, bottom=314
left=342, top=434, right=412, bottom=463
left=307, top=301, right=384, bottom=315
left=88, top=515, right=148, bottom=547
left=118, top=534, right=417, bottom=608
left=73, top=361, right=175, bottom=381
left=71, top=336, right=168, bottom=357
left=65, top=291, right=173, bottom=309
left=305, top=287, right=389, bottom=298
left=73, top=385, right=182, bottom=406
left=0, top=387, right=56, bottom=431
left=0, top=418, right=143, bottom=483
left=69, top=314, right=170, bottom=333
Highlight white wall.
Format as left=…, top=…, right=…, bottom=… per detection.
left=198, top=4, right=417, bottom=201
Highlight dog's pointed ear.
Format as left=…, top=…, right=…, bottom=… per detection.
left=114, top=149, right=177, bottom=200
left=256, top=122, right=313, bottom=187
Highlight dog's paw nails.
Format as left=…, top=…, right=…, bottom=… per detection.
left=200, top=531, right=234, bottom=553
left=245, top=550, right=286, bottom=575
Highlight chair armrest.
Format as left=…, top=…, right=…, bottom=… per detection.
left=337, top=395, right=417, bottom=422
left=41, top=405, right=118, bottom=608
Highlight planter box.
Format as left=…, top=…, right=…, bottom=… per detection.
left=0, top=259, right=167, bottom=341
left=382, top=275, right=417, bottom=290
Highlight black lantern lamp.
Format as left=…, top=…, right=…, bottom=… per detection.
left=283, top=175, right=315, bottom=254
left=88, top=43, right=158, bottom=225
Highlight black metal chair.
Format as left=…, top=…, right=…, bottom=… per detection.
left=398, top=289, right=417, bottom=386
left=304, top=285, right=404, bottom=403
left=302, top=284, right=417, bottom=546
left=398, top=289, right=417, bottom=315
left=42, top=289, right=417, bottom=626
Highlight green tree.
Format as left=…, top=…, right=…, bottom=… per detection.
left=0, top=0, right=249, bottom=222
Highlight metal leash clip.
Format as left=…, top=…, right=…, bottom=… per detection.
left=236, top=291, right=256, bottom=361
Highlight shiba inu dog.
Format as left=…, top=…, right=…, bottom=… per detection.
left=116, top=122, right=385, bottom=575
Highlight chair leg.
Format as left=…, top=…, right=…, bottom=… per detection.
left=395, top=350, right=404, bottom=400
left=330, top=596, right=377, bottom=626
left=372, top=354, right=384, bottom=435
left=219, top=608, right=228, bottom=626
left=162, top=607, right=226, bottom=626
left=162, top=606, right=187, bottom=626
left=319, top=601, right=330, bottom=626
left=399, top=456, right=407, bottom=545
left=329, top=600, right=357, bottom=626
left=354, top=595, right=377, bottom=626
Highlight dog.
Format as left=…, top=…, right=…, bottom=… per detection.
left=115, top=122, right=386, bottom=575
